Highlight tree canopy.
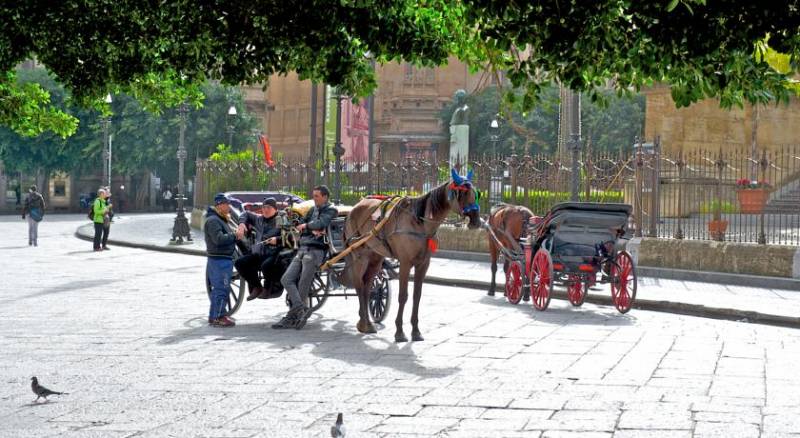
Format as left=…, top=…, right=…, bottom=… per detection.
left=1, top=1, right=799, bottom=136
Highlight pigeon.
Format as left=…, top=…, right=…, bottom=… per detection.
left=30, top=377, right=67, bottom=402
left=330, top=412, right=345, bottom=438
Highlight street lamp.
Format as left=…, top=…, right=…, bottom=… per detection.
left=170, top=102, right=192, bottom=244
left=101, top=93, right=112, bottom=188
left=227, top=105, right=237, bottom=147
left=489, top=116, right=501, bottom=205
left=333, top=90, right=346, bottom=205
left=568, top=91, right=582, bottom=201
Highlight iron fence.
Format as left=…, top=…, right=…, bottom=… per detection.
left=194, top=143, right=799, bottom=246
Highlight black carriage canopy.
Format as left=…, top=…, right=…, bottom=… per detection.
left=542, top=202, right=632, bottom=258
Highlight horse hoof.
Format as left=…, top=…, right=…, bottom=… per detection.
left=412, top=333, right=424, bottom=342
left=395, top=333, right=408, bottom=343
left=357, top=320, right=377, bottom=334
left=487, top=291, right=495, bottom=296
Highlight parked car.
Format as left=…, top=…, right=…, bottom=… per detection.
left=223, top=191, right=305, bottom=220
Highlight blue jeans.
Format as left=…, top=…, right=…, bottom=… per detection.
left=207, top=257, right=233, bottom=320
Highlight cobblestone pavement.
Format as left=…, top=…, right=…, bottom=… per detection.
left=3, top=215, right=800, bottom=437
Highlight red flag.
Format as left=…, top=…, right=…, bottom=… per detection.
left=259, top=134, right=275, bottom=167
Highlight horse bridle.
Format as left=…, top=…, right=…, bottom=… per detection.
left=448, top=181, right=480, bottom=216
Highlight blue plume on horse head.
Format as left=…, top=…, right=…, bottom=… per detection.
left=466, top=168, right=474, bottom=182
left=450, top=168, right=464, bottom=185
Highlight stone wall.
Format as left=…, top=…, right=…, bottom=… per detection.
left=643, top=86, right=800, bottom=155
left=634, top=238, right=798, bottom=279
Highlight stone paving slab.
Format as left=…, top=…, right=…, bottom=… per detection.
left=4, top=215, right=800, bottom=437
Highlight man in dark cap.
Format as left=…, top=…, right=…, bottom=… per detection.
left=204, top=193, right=244, bottom=327
left=235, top=197, right=283, bottom=300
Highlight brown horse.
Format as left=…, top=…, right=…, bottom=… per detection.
left=487, top=203, right=533, bottom=296
left=341, top=170, right=482, bottom=342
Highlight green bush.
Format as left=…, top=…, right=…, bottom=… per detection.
left=699, top=200, right=738, bottom=214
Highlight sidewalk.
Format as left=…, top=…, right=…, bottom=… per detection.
left=77, top=213, right=800, bottom=327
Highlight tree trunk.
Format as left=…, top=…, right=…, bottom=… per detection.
left=135, top=171, right=150, bottom=210
left=37, top=168, right=51, bottom=204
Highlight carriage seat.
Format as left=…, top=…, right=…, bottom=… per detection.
left=548, top=210, right=628, bottom=259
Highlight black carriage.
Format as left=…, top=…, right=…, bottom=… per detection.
left=500, top=202, right=636, bottom=314
left=206, top=207, right=396, bottom=323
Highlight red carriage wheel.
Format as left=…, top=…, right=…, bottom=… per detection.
left=567, top=274, right=587, bottom=307
left=504, top=260, right=524, bottom=305
left=530, top=249, right=553, bottom=311
left=610, top=251, right=637, bottom=313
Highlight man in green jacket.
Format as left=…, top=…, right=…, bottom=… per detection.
left=92, top=188, right=111, bottom=251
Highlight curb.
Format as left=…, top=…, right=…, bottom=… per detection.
left=75, top=225, right=800, bottom=329
left=75, top=224, right=205, bottom=257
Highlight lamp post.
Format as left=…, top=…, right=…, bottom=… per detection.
left=227, top=105, right=237, bottom=147
left=170, top=102, right=192, bottom=244
left=101, top=93, right=112, bottom=188
left=333, top=89, right=345, bottom=205
left=489, top=116, right=501, bottom=205
left=568, top=91, right=581, bottom=201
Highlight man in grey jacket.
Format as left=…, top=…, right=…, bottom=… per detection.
left=273, top=185, right=337, bottom=330
left=21, top=185, right=45, bottom=247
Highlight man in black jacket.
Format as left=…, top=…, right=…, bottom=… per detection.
left=235, top=197, right=283, bottom=300
left=274, top=185, right=337, bottom=330
left=204, top=193, right=245, bottom=327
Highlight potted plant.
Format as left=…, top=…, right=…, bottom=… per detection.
left=735, top=179, right=772, bottom=214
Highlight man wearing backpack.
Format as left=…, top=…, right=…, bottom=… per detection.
left=21, top=185, right=45, bottom=247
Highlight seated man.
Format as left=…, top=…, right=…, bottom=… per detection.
left=234, top=197, right=282, bottom=300
left=273, top=185, right=337, bottom=330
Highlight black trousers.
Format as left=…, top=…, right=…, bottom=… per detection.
left=93, top=223, right=110, bottom=250
left=234, top=252, right=280, bottom=291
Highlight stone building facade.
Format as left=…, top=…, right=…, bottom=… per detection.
left=242, top=56, right=486, bottom=163
left=643, top=85, right=800, bottom=155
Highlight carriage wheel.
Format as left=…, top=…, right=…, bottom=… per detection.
left=504, top=260, right=524, bottom=305
left=306, top=272, right=330, bottom=312
left=530, top=249, right=554, bottom=311
left=567, top=274, right=587, bottom=307
left=205, top=259, right=246, bottom=317
left=369, top=270, right=392, bottom=323
left=610, top=251, right=637, bottom=314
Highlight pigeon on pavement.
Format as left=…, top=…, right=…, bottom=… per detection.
left=30, top=377, right=67, bottom=402
left=330, top=412, right=345, bottom=437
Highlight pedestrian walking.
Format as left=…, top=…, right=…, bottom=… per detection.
left=91, top=187, right=111, bottom=251
left=204, top=193, right=244, bottom=327
left=21, top=185, right=45, bottom=247
left=162, top=186, right=173, bottom=212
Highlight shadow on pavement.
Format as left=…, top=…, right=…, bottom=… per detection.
left=477, top=295, right=636, bottom=327
left=158, top=316, right=461, bottom=378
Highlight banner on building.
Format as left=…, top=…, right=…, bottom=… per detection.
left=341, top=97, right=370, bottom=171
left=324, top=85, right=338, bottom=162
left=258, top=134, right=275, bottom=168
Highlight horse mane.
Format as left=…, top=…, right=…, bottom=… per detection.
left=411, top=181, right=451, bottom=221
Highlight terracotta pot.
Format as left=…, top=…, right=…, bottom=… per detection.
left=708, top=219, right=728, bottom=240
left=736, top=188, right=770, bottom=214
